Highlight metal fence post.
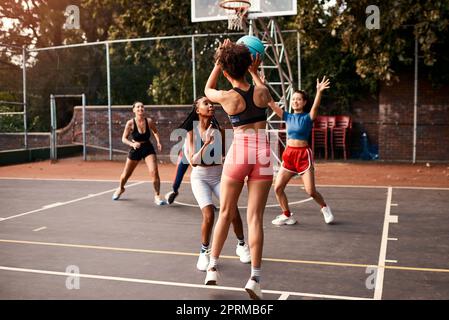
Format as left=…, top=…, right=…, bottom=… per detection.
left=82, top=93, right=86, bottom=161
left=22, top=46, right=28, bottom=149
left=106, top=42, right=112, bottom=160
left=191, top=35, right=197, bottom=100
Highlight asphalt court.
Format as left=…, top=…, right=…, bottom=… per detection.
left=0, top=178, right=448, bottom=300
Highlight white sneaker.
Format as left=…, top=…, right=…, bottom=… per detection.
left=204, top=268, right=217, bottom=285
left=245, top=279, right=263, bottom=300
left=154, top=196, right=167, bottom=206
left=112, top=188, right=125, bottom=200
left=321, top=206, right=334, bottom=224
left=236, top=244, right=251, bottom=264
left=271, top=214, right=297, bottom=226
left=196, top=250, right=210, bottom=271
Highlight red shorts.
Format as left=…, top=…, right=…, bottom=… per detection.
left=281, top=146, right=313, bottom=175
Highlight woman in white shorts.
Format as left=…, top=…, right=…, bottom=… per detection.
left=182, top=96, right=251, bottom=271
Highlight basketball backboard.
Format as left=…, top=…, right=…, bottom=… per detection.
left=191, top=0, right=297, bottom=22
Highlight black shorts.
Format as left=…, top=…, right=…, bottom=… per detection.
left=128, top=142, right=156, bottom=161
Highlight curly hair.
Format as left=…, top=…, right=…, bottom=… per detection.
left=214, top=42, right=252, bottom=80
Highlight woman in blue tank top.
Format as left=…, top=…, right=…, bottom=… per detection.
left=252, top=72, right=335, bottom=226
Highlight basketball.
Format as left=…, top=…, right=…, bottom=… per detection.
left=237, top=35, right=265, bottom=60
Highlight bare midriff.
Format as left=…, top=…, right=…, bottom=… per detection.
left=287, top=138, right=309, bottom=147
left=233, top=120, right=267, bottom=134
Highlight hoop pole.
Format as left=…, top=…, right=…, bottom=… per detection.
left=22, top=46, right=28, bottom=150
left=297, top=31, right=301, bottom=90
left=105, top=42, right=113, bottom=161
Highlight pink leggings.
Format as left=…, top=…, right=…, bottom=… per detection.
left=223, top=132, right=273, bottom=182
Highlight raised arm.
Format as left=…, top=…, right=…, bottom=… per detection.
left=248, top=58, right=283, bottom=119
left=204, top=39, right=231, bottom=104
left=188, top=125, right=214, bottom=166
left=204, top=63, right=227, bottom=104
left=309, top=76, right=331, bottom=121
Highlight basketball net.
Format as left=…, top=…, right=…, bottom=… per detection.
left=219, top=0, right=251, bottom=30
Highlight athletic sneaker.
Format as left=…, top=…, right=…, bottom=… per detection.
left=271, top=213, right=297, bottom=226
left=245, top=278, right=263, bottom=300
left=236, top=244, right=251, bottom=264
left=204, top=268, right=217, bottom=285
left=154, top=196, right=167, bottom=206
left=321, top=206, right=334, bottom=224
left=112, top=188, right=124, bottom=201
left=196, top=250, right=210, bottom=271
left=165, top=191, right=178, bottom=204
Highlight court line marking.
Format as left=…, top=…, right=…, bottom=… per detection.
left=1, top=238, right=449, bottom=273
left=174, top=197, right=314, bottom=209
left=32, top=227, right=47, bottom=232
left=388, top=238, right=398, bottom=241
left=374, top=187, right=393, bottom=300
left=278, top=293, right=290, bottom=300
left=1, top=177, right=449, bottom=190
left=0, top=265, right=371, bottom=300
left=386, top=260, right=398, bottom=264
left=0, top=181, right=145, bottom=222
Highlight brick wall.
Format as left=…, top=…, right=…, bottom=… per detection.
left=0, top=133, right=50, bottom=150
left=379, top=73, right=449, bottom=161
left=69, top=105, right=233, bottom=161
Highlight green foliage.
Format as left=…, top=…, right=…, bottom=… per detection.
left=1, top=0, right=449, bottom=127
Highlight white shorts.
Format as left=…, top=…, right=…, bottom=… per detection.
left=190, top=165, right=222, bottom=209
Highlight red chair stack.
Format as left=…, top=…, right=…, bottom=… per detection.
left=332, top=115, right=352, bottom=160
left=312, top=115, right=328, bottom=160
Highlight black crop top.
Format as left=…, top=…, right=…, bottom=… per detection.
left=131, top=118, right=151, bottom=142
left=228, top=85, right=267, bottom=127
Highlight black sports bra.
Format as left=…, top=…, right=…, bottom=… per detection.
left=228, top=85, right=267, bottom=127
left=131, top=118, right=151, bottom=142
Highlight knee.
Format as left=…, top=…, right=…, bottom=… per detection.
left=220, top=208, right=236, bottom=223
left=274, top=184, right=285, bottom=196
left=305, top=188, right=317, bottom=197
left=203, top=213, right=214, bottom=226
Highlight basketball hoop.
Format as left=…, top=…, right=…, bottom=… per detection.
left=219, top=0, right=251, bottom=30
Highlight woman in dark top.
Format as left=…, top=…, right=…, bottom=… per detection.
left=113, top=102, right=166, bottom=205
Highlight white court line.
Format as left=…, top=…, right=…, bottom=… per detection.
left=278, top=293, right=290, bottom=300
left=0, top=265, right=372, bottom=300
left=1, top=177, right=449, bottom=190
left=385, top=260, right=398, bottom=264
left=0, top=181, right=145, bottom=222
left=389, top=215, right=398, bottom=224
left=174, top=197, right=313, bottom=209
left=388, top=238, right=398, bottom=241
left=374, top=187, right=393, bottom=300
left=32, top=227, right=47, bottom=232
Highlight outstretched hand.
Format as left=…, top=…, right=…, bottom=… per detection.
left=215, top=39, right=232, bottom=63
left=248, top=53, right=262, bottom=74
left=316, top=76, right=331, bottom=93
